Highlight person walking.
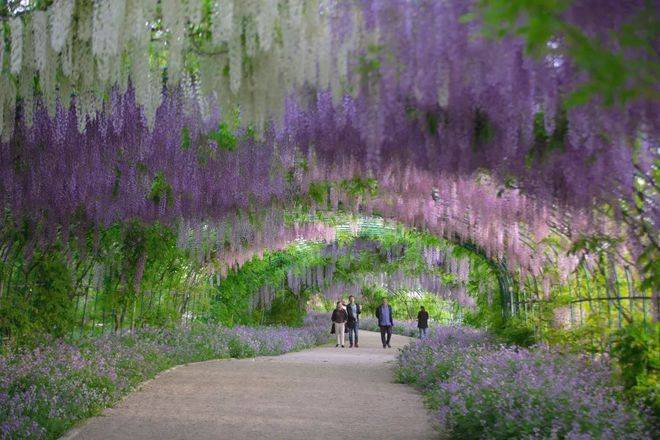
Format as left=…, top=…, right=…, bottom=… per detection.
left=346, top=295, right=361, bottom=348
left=375, top=298, right=394, bottom=348
left=331, top=300, right=348, bottom=348
left=417, top=306, right=429, bottom=339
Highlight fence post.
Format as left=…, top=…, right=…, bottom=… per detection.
left=624, top=266, right=635, bottom=323
left=610, top=256, right=623, bottom=329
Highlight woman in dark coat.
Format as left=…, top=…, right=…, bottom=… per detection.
left=331, top=301, right=348, bottom=347
left=417, top=306, right=429, bottom=339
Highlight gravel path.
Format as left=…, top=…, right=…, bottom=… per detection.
left=63, top=330, right=435, bottom=440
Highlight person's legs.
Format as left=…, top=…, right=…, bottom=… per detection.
left=354, top=324, right=359, bottom=347
left=380, top=325, right=387, bottom=347
left=421, top=327, right=427, bottom=339
left=338, top=323, right=345, bottom=346
left=386, top=326, right=392, bottom=346
left=418, top=328, right=422, bottom=339
left=336, top=323, right=342, bottom=346
left=348, top=325, right=354, bottom=346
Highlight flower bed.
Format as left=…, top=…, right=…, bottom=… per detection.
left=396, top=326, right=651, bottom=439
left=0, top=315, right=329, bottom=439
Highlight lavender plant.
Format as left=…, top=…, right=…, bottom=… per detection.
left=396, top=327, right=652, bottom=439
left=0, top=314, right=329, bottom=439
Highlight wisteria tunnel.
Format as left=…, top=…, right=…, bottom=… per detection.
left=0, top=1, right=658, bottom=439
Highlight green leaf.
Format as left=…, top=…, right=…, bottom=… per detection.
left=180, top=126, right=191, bottom=150
left=148, top=171, right=173, bottom=208
left=208, top=122, right=238, bottom=151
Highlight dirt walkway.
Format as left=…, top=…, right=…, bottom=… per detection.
left=63, top=330, right=435, bottom=440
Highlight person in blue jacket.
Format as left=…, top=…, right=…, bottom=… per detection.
left=345, top=295, right=361, bottom=348
left=375, top=298, right=394, bottom=348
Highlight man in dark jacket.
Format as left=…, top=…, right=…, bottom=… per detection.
left=417, top=306, right=429, bottom=339
left=345, top=295, right=361, bottom=348
left=375, top=298, right=394, bottom=348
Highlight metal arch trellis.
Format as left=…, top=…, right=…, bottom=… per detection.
left=511, top=260, right=657, bottom=344
left=443, top=216, right=659, bottom=344
left=443, top=237, right=516, bottom=319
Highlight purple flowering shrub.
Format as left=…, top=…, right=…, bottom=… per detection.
left=396, top=326, right=492, bottom=387
left=0, top=316, right=329, bottom=439
left=396, top=327, right=651, bottom=439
